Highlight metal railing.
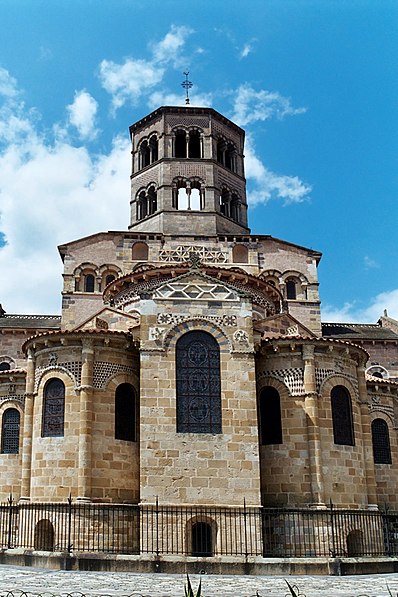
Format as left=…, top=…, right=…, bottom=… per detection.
left=0, top=496, right=397, bottom=558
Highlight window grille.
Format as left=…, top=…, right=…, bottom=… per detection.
left=372, top=418, right=392, bottom=464
left=42, top=379, right=65, bottom=437
left=286, top=279, right=297, bottom=300
left=176, top=331, right=221, bottom=433
left=1, top=408, right=20, bottom=454
left=259, top=387, right=283, bottom=445
left=331, top=385, right=354, bottom=446
left=115, top=383, right=137, bottom=441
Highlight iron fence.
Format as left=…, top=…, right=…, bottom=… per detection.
left=0, top=496, right=397, bottom=558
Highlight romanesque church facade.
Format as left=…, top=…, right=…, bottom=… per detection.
left=1, top=104, right=398, bottom=522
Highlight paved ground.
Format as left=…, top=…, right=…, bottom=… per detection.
left=0, top=566, right=397, bottom=597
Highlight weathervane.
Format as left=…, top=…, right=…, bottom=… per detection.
left=181, top=71, right=192, bottom=105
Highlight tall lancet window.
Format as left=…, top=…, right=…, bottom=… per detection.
left=176, top=331, right=221, bottom=433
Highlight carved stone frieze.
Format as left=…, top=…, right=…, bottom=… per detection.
left=156, top=313, right=237, bottom=327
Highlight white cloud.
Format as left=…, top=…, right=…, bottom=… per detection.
left=0, top=75, right=130, bottom=315
left=322, top=289, right=398, bottom=323
left=364, top=255, right=379, bottom=269
left=232, top=83, right=306, bottom=127
left=245, top=135, right=311, bottom=205
left=0, top=67, right=18, bottom=98
left=99, top=26, right=192, bottom=112
left=66, top=90, right=99, bottom=140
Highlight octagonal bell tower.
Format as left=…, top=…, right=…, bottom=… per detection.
left=129, top=106, right=250, bottom=235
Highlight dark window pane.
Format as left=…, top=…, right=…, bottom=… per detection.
left=42, top=379, right=65, bottom=437
left=0, top=362, right=10, bottom=371
left=286, top=279, right=296, bottom=299
left=175, top=131, right=186, bottom=158
left=191, top=522, right=213, bottom=556
left=372, top=418, right=391, bottom=464
left=115, top=383, right=136, bottom=441
left=331, top=385, right=354, bottom=446
left=1, top=408, right=20, bottom=454
left=259, top=387, right=283, bottom=445
left=85, top=274, right=95, bottom=292
left=176, top=331, right=221, bottom=433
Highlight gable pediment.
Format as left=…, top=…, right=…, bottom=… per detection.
left=254, top=313, right=316, bottom=339
left=73, top=307, right=140, bottom=332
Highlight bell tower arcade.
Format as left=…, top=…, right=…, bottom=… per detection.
left=129, top=106, right=250, bottom=235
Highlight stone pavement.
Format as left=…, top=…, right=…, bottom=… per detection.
left=0, top=566, right=397, bottom=597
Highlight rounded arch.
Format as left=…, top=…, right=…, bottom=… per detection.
left=281, top=271, right=308, bottom=301
left=132, top=241, right=149, bottom=261
left=163, top=319, right=232, bottom=353
left=73, top=262, right=99, bottom=292
left=0, top=356, right=15, bottom=371
left=115, top=382, right=137, bottom=442
left=366, top=365, right=389, bottom=379
left=176, top=330, right=222, bottom=434
left=1, top=406, right=21, bottom=454
left=34, top=519, right=55, bottom=551
left=371, top=417, right=392, bottom=464
left=258, top=385, right=282, bottom=445
left=319, top=374, right=359, bottom=404
left=232, top=244, right=248, bottom=264
left=186, top=515, right=217, bottom=557
left=42, top=377, right=66, bottom=438
left=36, top=366, right=76, bottom=394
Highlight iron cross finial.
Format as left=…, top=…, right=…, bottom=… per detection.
left=181, top=71, right=192, bottom=105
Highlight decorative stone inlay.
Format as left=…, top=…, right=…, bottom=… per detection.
left=153, top=281, right=239, bottom=302
left=158, top=245, right=228, bottom=264
left=93, top=362, right=137, bottom=389
left=369, top=402, right=395, bottom=424
left=315, top=368, right=359, bottom=398
left=149, top=327, right=165, bottom=342
left=286, top=325, right=299, bottom=336
left=0, top=394, right=25, bottom=406
left=257, top=368, right=305, bottom=395
left=35, top=361, right=83, bottom=390
left=233, top=329, right=249, bottom=344
left=156, top=313, right=237, bottom=327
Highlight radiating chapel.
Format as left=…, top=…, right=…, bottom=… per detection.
left=1, top=103, right=398, bottom=524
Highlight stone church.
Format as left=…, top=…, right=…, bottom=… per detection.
left=1, top=104, right=398, bottom=558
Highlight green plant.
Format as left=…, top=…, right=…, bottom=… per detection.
left=285, top=580, right=301, bottom=597
left=184, top=574, right=202, bottom=597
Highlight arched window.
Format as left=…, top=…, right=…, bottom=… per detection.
left=132, top=241, right=149, bottom=261
left=105, top=274, right=115, bottom=286
left=188, top=130, right=201, bottom=158
left=346, top=530, right=363, bottom=556
left=140, top=140, right=150, bottom=168
left=331, top=385, right=354, bottom=446
left=232, top=245, right=248, bottom=264
left=0, top=362, right=10, bottom=371
left=176, top=331, right=221, bottom=433
left=259, top=387, right=282, bottom=445
left=149, top=135, right=158, bottom=162
left=372, top=418, right=392, bottom=464
left=42, top=379, right=65, bottom=437
left=191, top=522, right=213, bottom=556
left=286, top=279, right=297, bottom=300
left=34, top=519, right=54, bottom=551
left=84, top=274, right=95, bottom=293
left=147, top=186, right=157, bottom=215
left=1, top=408, right=20, bottom=454
left=175, top=130, right=186, bottom=158
left=115, top=383, right=137, bottom=442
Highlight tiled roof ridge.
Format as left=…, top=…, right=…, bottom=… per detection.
left=322, top=322, right=380, bottom=328
left=366, top=373, right=398, bottom=386
left=2, top=314, right=61, bottom=320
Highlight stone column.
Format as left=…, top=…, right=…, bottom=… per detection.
left=303, top=344, right=326, bottom=508
left=20, top=348, right=35, bottom=502
left=77, top=340, right=94, bottom=502
left=357, top=364, right=378, bottom=509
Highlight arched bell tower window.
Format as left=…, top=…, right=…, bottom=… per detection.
left=331, top=385, right=354, bottom=446
left=286, top=279, right=297, bottom=300
left=258, top=386, right=282, bottom=445
left=1, top=408, right=20, bottom=454
left=188, top=130, right=201, bottom=158
left=42, top=379, right=65, bottom=437
left=84, top=273, right=95, bottom=293
left=115, top=383, right=137, bottom=442
left=176, top=331, right=221, bottom=433
left=175, top=130, right=187, bottom=158
left=372, top=418, right=392, bottom=464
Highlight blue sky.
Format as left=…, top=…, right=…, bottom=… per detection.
left=0, top=0, right=397, bottom=321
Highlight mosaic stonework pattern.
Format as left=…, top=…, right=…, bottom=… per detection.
left=153, top=281, right=239, bottom=302
left=315, top=368, right=359, bottom=398
left=0, top=394, right=25, bottom=406
left=257, top=368, right=305, bottom=395
left=157, top=313, right=237, bottom=327
left=158, top=245, right=228, bottom=264
left=93, top=362, right=137, bottom=389
left=35, top=362, right=82, bottom=390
